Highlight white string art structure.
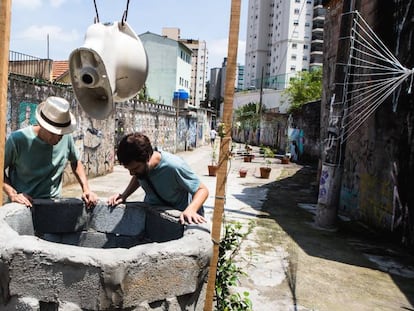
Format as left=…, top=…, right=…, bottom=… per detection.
left=336, top=11, right=414, bottom=144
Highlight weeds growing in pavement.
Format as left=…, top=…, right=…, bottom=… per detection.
left=215, top=221, right=253, bottom=311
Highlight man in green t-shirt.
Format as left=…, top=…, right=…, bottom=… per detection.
left=3, top=96, right=98, bottom=208
left=108, top=133, right=208, bottom=224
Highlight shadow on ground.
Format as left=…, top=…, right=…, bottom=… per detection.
left=234, top=163, right=414, bottom=308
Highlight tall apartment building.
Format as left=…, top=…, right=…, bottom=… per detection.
left=243, top=0, right=316, bottom=90
left=180, top=39, right=208, bottom=108
left=162, top=28, right=209, bottom=108
left=310, top=0, right=326, bottom=69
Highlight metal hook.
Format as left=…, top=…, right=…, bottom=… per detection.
left=93, top=0, right=100, bottom=23
left=121, top=0, right=130, bottom=26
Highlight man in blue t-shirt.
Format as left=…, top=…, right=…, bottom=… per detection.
left=3, top=96, right=98, bottom=208
left=108, top=133, right=209, bottom=224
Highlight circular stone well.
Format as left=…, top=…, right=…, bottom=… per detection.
left=0, top=199, right=212, bottom=310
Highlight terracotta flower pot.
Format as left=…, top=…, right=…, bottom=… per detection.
left=260, top=167, right=271, bottom=179
left=239, top=169, right=247, bottom=178
left=208, top=165, right=218, bottom=176
left=281, top=157, right=290, bottom=164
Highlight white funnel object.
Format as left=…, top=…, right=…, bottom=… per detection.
left=69, top=22, right=148, bottom=119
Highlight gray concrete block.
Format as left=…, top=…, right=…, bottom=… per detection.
left=1, top=296, right=40, bottom=311
left=0, top=203, right=35, bottom=236
left=144, top=207, right=183, bottom=242
left=91, top=202, right=146, bottom=236
left=32, top=199, right=87, bottom=233
left=9, top=251, right=102, bottom=310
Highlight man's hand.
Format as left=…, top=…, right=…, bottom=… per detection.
left=82, top=191, right=98, bottom=208
left=10, top=193, right=33, bottom=207
left=179, top=210, right=206, bottom=225
left=107, top=193, right=125, bottom=206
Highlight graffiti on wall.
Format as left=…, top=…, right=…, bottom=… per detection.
left=339, top=152, right=360, bottom=216
left=19, top=102, right=37, bottom=129
left=288, top=127, right=304, bottom=161
left=187, top=118, right=197, bottom=148
left=359, top=173, right=392, bottom=228
left=318, top=165, right=332, bottom=205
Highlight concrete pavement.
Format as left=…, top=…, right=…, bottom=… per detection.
left=63, top=143, right=414, bottom=311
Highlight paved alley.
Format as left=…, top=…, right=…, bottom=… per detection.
left=63, top=144, right=414, bottom=311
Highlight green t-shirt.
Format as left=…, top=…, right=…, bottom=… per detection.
left=4, top=126, right=79, bottom=199
left=138, top=151, right=201, bottom=212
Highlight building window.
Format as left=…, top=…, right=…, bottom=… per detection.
left=292, top=43, right=297, bottom=49
left=304, top=44, right=309, bottom=49
left=294, top=9, right=300, bottom=14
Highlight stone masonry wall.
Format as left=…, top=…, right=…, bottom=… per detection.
left=322, top=0, right=414, bottom=240
left=6, top=75, right=211, bottom=187
left=7, top=75, right=115, bottom=186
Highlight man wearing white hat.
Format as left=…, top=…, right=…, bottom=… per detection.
left=3, top=96, right=98, bottom=208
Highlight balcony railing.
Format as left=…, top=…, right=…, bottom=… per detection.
left=9, top=51, right=52, bottom=80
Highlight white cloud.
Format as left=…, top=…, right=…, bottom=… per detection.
left=13, top=0, right=43, bottom=9
left=18, top=25, right=80, bottom=42
left=49, top=0, right=66, bottom=8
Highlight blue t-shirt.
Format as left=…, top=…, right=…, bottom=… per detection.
left=138, top=151, right=201, bottom=211
left=4, top=126, right=79, bottom=199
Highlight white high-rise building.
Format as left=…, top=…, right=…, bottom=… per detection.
left=180, top=39, right=208, bottom=108
left=244, top=0, right=315, bottom=90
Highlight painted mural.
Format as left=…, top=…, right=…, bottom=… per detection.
left=288, top=127, right=304, bottom=161
left=8, top=76, right=212, bottom=187
left=18, top=102, right=37, bottom=129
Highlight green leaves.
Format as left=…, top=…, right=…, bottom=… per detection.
left=234, top=102, right=265, bottom=132
left=215, top=221, right=253, bottom=311
left=284, top=67, right=323, bottom=113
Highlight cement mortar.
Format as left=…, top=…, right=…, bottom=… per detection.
left=0, top=201, right=212, bottom=310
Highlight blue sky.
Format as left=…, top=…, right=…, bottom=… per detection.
left=10, top=0, right=247, bottom=70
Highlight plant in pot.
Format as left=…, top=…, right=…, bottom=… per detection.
left=239, top=168, right=248, bottom=178
left=243, top=143, right=254, bottom=162
left=208, top=144, right=219, bottom=176
left=259, top=147, right=274, bottom=179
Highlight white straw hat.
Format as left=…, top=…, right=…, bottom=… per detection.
left=36, top=96, right=76, bottom=135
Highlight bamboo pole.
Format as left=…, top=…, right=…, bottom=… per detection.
left=0, top=0, right=12, bottom=206
left=203, top=0, right=241, bottom=310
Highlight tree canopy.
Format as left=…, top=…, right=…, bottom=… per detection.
left=234, top=102, right=266, bottom=131
left=284, top=67, right=323, bottom=113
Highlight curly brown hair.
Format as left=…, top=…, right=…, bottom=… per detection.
left=117, top=133, right=153, bottom=165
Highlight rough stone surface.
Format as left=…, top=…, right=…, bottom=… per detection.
left=0, top=201, right=212, bottom=310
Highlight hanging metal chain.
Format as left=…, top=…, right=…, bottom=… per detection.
left=93, top=0, right=100, bottom=23
left=121, top=0, right=131, bottom=25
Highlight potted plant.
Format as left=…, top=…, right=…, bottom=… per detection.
left=208, top=144, right=219, bottom=176
left=239, top=168, right=248, bottom=178
left=243, top=143, right=254, bottom=162
left=259, top=147, right=274, bottom=179
left=281, top=153, right=290, bottom=164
